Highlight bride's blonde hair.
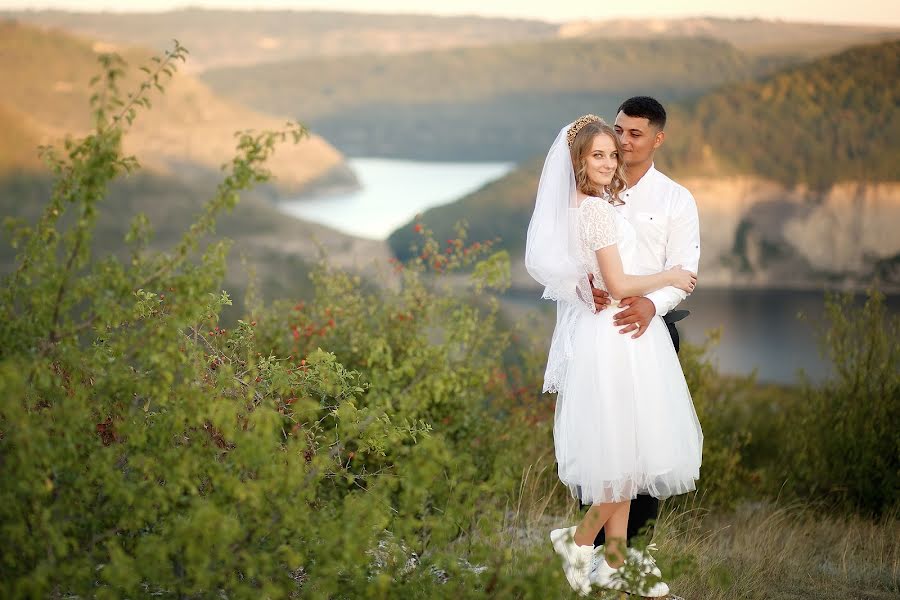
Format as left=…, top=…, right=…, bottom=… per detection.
left=569, top=118, right=627, bottom=203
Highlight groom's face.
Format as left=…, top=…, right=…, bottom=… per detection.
left=614, top=111, right=664, bottom=167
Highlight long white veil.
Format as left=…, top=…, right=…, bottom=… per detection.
left=525, top=123, right=596, bottom=393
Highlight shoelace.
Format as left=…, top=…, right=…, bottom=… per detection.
left=617, top=543, right=661, bottom=578
left=631, top=543, right=658, bottom=562
left=635, top=543, right=659, bottom=555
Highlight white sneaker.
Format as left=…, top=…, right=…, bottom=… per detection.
left=591, top=545, right=669, bottom=597
left=627, top=546, right=663, bottom=578
left=549, top=526, right=593, bottom=596
left=589, top=547, right=618, bottom=587
left=602, top=567, right=670, bottom=598
left=607, top=554, right=670, bottom=598
left=633, top=573, right=670, bottom=598
left=629, top=544, right=671, bottom=596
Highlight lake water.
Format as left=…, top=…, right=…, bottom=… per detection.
left=507, top=287, right=899, bottom=385
left=279, top=158, right=515, bottom=239
left=661, top=288, right=898, bottom=383
left=278, top=158, right=897, bottom=384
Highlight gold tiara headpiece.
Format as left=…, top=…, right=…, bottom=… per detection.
left=566, top=114, right=603, bottom=148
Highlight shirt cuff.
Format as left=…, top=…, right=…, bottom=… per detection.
left=645, top=288, right=685, bottom=318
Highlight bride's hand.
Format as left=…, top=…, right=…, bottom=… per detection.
left=667, top=264, right=697, bottom=293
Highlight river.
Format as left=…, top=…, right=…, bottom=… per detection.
left=279, top=157, right=515, bottom=239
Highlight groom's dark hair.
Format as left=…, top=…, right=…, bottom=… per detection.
left=617, top=96, right=667, bottom=130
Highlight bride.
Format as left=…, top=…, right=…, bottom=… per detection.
left=525, top=115, right=703, bottom=597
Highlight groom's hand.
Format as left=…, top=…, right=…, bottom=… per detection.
left=614, top=296, right=656, bottom=339
left=588, top=274, right=611, bottom=312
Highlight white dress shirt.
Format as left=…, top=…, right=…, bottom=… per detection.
left=615, top=164, right=701, bottom=317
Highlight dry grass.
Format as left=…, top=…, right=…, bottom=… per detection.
left=656, top=500, right=899, bottom=599
left=502, top=451, right=899, bottom=599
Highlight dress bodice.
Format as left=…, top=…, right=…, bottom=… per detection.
left=575, top=196, right=637, bottom=293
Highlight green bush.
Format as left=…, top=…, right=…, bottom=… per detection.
left=783, top=290, right=900, bottom=516
left=675, top=331, right=757, bottom=508
left=673, top=290, right=900, bottom=516
left=0, top=45, right=554, bottom=599
left=4, top=38, right=891, bottom=600
left=677, top=289, right=900, bottom=516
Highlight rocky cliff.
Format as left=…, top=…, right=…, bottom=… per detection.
left=690, top=178, right=900, bottom=288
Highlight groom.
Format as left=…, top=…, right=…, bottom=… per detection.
left=590, top=96, right=701, bottom=547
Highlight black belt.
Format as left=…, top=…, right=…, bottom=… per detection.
left=663, top=309, right=690, bottom=325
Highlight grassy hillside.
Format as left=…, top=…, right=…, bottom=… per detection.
left=389, top=41, right=900, bottom=276
left=3, top=9, right=555, bottom=72
left=0, top=103, right=44, bottom=174
left=0, top=20, right=354, bottom=195
left=562, top=17, right=898, bottom=58
left=203, top=37, right=771, bottom=161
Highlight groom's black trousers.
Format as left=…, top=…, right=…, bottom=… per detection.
left=588, top=316, right=683, bottom=546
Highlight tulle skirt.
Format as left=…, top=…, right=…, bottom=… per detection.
left=554, top=303, right=703, bottom=505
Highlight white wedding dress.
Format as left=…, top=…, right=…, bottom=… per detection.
left=553, top=196, right=703, bottom=504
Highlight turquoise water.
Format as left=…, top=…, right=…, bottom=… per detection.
left=278, top=157, right=514, bottom=239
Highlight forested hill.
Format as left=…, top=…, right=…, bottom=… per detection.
left=202, top=37, right=771, bottom=161
left=659, top=40, right=900, bottom=187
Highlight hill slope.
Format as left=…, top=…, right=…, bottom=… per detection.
left=0, top=20, right=355, bottom=195
left=388, top=41, right=900, bottom=289
left=7, top=11, right=895, bottom=71
left=202, top=37, right=770, bottom=161
left=3, top=9, right=555, bottom=72
left=0, top=21, right=387, bottom=310
left=0, top=171, right=391, bottom=314
left=561, top=17, right=898, bottom=58
left=0, top=103, right=45, bottom=174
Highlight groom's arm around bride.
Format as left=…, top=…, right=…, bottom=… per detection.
left=591, top=97, right=700, bottom=347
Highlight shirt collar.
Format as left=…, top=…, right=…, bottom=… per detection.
left=627, top=163, right=657, bottom=195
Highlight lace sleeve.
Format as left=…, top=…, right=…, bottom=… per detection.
left=580, top=198, right=617, bottom=250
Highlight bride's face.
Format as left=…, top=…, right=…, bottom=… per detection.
left=583, top=133, right=619, bottom=188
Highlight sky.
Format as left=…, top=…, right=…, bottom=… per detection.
left=2, top=0, right=899, bottom=27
